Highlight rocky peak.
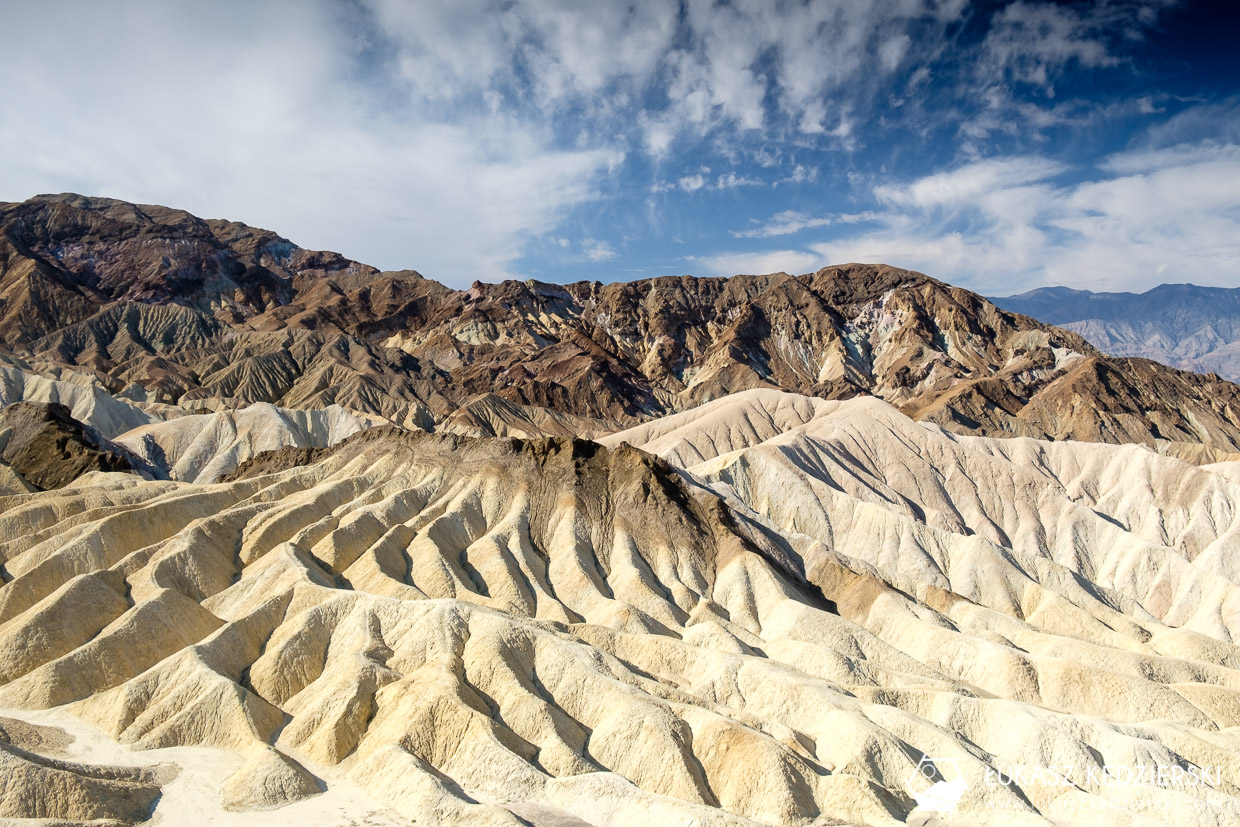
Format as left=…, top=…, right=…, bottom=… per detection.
left=2, top=193, right=1239, bottom=455
left=0, top=401, right=131, bottom=489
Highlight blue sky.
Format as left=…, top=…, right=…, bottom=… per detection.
left=2, top=0, right=1238, bottom=293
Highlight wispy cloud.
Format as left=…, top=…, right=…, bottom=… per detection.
left=732, top=210, right=835, bottom=238
left=960, top=0, right=1177, bottom=140
left=731, top=209, right=884, bottom=238
left=809, top=140, right=1240, bottom=291
left=876, top=156, right=1067, bottom=208
left=653, top=169, right=766, bottom=194
left=0, top=0, right=1223, bottom=292
left=979, top=1, right=1121, bottom=89
left=691, top=249, right=825, bottom=278
left=716, top=172, right=764, bottom=189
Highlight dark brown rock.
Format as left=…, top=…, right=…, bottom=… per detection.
left=4, top=193, right=1240, bottom=455
left=0, top=402, right=131, bottom=489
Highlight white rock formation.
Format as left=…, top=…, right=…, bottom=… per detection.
left=113, top=402, right=383, bottom=483
left=0, top=390, right=1238, bottom=825
left=0, top=365, right=157, bottom=438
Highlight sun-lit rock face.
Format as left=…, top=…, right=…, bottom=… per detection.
left=6, top=193, right=1240, bottom=457
left=3, top=193, right=1240, bottom=826
left=112, top=402, right=382, bottom=483
left=2, top=390, right=1240, bottom=825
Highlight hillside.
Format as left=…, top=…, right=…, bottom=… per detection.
left=5, top=194, right=1240, bottom=456
left=1, top=391, right=1238, bottom=824
left=4, top=193, right=1240, bottom=825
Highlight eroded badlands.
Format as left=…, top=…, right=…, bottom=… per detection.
left=1, top=390, right=1239, bottom=826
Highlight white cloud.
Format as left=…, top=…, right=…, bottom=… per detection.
left=358, top=0, right=951, bottom=160
left=4, top=0, right=972, bottom=286
left=777, top=164, right=819, bottom=186
left=653, top=168, right=761, bottom=193
left=695, top=249, right=825, bottom=277
left=366, top=0, right=678, bottom=103
left=813, top=140, right=1240, bottom=292
left=732, top=210, right=835, bottom=238
left=678, top=174, right=708, bottom=193
left=960, top=0, right=1175, bottom=138
left=583, top=240, right=619, bottom=262
left=0, top=0, right=1217, bottom=294
left=980, top=1, right=1120, bottom=91
left=0, top=0, right=620, bottom=286
left=875, top=156, right=1067, bottom=209
left=797, top=100, right=828, bottom=135
left=878, top=34, right=911, bottom=72
left=716, top=172, right=764, bottom=189
left=1099, top=141, right=1240, bottom=176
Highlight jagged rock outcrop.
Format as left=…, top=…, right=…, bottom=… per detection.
left=5, top=194, right=1240, bottom=458
left=0, top=401, right=132, bottom=489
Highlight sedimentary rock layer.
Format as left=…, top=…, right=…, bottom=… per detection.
left=5, top=194, right=1240, bottom=455
left=1, top=391, right=1238, bottom=825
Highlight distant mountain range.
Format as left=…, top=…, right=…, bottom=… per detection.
left=992, top=284, right=1240, bottom=382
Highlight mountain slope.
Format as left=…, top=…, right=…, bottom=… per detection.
left=0, top=192, right=373, bottom=340
left=0, top=363, right=158, bottom=439
left=112, top=402, right=382, bottom=483
left=1, top=392, right=1239, bottom=824
left=604, top=389, right=1240, bottom=641
left=992, top=283, right=1240, bottom=381
left=0, top=401, right=132, bottom=489
left=6, top=194, right=1240, bottom=457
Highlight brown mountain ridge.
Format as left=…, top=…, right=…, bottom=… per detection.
left=3, top=192, right=1240, bottom=456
